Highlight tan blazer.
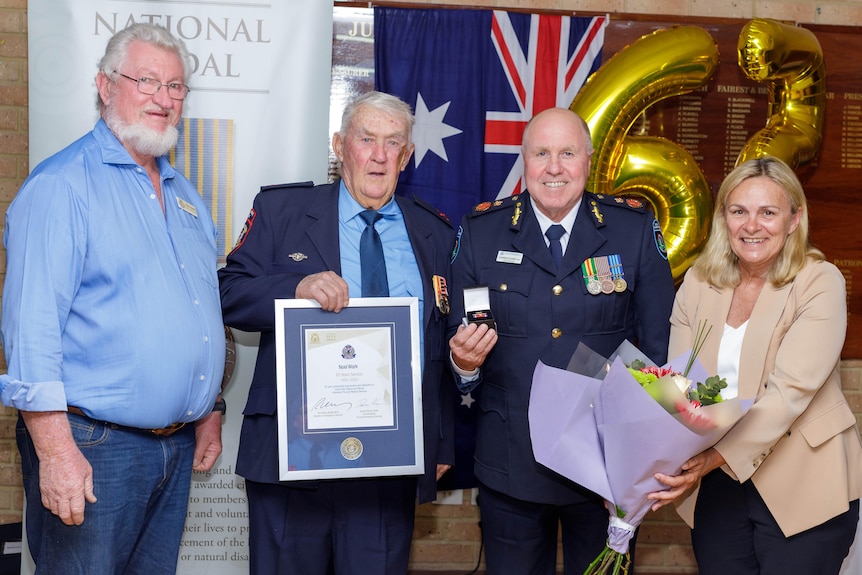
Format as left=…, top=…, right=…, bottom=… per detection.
left=669, top=258, right=862, bottom=537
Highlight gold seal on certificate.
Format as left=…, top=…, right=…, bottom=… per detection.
left=340, top=437, right=363, bottom=461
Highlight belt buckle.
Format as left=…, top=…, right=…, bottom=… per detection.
left=150, top=422, right=186, bottom=437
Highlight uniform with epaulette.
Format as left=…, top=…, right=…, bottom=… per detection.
left=449, top=189, right=675, bottom=573
left=218, top=179, right=456, bottom=573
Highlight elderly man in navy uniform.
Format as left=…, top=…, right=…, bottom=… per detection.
left=449, top=107, right=675, bottom=575
left=218, top=91, right=455, bottom=575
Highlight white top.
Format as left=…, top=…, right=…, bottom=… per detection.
left=716, top=321, right=748, bottom=400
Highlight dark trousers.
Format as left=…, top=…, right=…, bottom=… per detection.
left=245, top=476, right=417, bottom=575
left=692, top=469, right=859, bottom=575
left=478, top=482, right=611, bottom=575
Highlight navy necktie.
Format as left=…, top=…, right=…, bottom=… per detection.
left=546, top=224, right=565, bottom=270
left=359, top=209, right=389, bottom=297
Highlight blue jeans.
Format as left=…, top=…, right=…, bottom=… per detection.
left=18, top=413, right=196, bottom=575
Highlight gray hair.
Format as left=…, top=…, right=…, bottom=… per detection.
left=339, top=91, right=415, bottom=144
left=95, top=23, right=192, bottom=110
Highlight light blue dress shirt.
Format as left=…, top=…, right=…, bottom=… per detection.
left=0, top=119, right=225, bottom=428
left=337, top=183, right=424, bottom=367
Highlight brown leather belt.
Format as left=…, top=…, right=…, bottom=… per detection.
left=67, top=406, right=187, bottom=437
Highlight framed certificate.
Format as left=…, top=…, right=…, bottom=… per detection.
left=274, top=297, right=424, bottom=481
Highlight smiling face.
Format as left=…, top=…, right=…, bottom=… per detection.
left=332, top=104, right=414, bottom=210
left=522, top=108, right=592, bottom=222
left=96, top=40, right=185, bottom=163
left=723, top=176, right=802, bottom=277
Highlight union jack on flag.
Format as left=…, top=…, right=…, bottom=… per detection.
left=486, top=12, right=607, bottom=198
left=375, top=7, right=607, bottom=225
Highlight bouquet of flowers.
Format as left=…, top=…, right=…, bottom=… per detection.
left=528, top=328, right=750, bottom=575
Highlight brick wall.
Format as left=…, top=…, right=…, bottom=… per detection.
left=2, top=0, right=861, bottom=572
left=0, top=0, right=27, bottom=527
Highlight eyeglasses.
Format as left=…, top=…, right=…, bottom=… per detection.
left=114, top=71, right=190, bottom=100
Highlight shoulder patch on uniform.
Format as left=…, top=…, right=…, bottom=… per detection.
left=260, top=181, right=315, bottom=193
left=469, top=194, right=520, bottom=217
left=229, top=207, right=256, bottom=255
left=450, top=225, right=463, bottom=263
left=411, top=194, right=452, bottom=227
left=653, top=219, right=668, bottom=260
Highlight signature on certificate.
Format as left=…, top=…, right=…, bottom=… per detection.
left=312, top=398, right=353, bottom=412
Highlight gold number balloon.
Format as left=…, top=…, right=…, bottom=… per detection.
left=611, top=137, right=713, bottom=279
left=735, top=18, right=826, bottom=167
left=571, top=26, right=718, bottom=280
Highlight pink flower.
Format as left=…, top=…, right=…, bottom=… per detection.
left=673, top=399, right=716, bottom=432
left=640, top=366, right=675, bottom=378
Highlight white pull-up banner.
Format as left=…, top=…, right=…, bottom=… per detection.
left=26, top=1, right=334, bottom=573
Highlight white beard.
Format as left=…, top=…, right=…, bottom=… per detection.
left=104, top=105, right=179, bottom=158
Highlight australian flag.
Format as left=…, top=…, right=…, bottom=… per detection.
left=375, top=7, right=607, bottom=226
left=375, top=7, right=607, bottom=491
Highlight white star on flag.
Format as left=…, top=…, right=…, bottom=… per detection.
left=412, top=92, right=462, bottom=167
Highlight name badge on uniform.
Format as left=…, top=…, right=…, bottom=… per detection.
left=176, top=197, right=198, bottom=217
left=496, top=250, right=523, bottom=265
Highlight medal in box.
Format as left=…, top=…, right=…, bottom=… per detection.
left=463, top=285, right=496, bottom=330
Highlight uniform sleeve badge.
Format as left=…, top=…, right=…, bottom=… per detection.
left=450, top=225, right=463, bottom=263
left=229, top=208, right=256, bottom=255
left=653, top=219, right=668, bottom=260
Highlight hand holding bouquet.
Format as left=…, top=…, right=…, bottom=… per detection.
left=528, top=328, right=750, bottom=575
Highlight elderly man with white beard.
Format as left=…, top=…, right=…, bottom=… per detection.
left=0, top=23, right=225, bottom=575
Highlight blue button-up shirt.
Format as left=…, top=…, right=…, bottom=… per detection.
left=337, top=183, right=424, bottom=367
left=0, top=119, right=225, bottom=428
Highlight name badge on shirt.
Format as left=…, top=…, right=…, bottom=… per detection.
left=496, top=250, right=523, bottom=265
left=177, top=197, right=198, bottom=218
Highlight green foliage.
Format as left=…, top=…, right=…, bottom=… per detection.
left=687, top=374, right=727, bottom=406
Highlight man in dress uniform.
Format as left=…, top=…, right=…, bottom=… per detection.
left=448, top=107, right=675, bottom=575
left=218, top=91, right=456, bottom=575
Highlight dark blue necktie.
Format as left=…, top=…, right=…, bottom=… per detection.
left=546, top=224, right=565, bottom=270
left=359, top=209, right=389, bottom=297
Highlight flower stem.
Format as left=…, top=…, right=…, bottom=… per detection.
left=583, top=547, right=631, bottom=575
left=684, top=320, right=712, bottom=377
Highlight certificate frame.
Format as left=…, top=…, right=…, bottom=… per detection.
left=274, top=297, right=424, bottom=481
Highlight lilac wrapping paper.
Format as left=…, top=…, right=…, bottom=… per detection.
left=529, top=344, right=751, bottom=554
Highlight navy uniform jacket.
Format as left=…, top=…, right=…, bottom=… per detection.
left=449, top=191, right=674, bottom=505
left=219, top=180, right=456, bottom=504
